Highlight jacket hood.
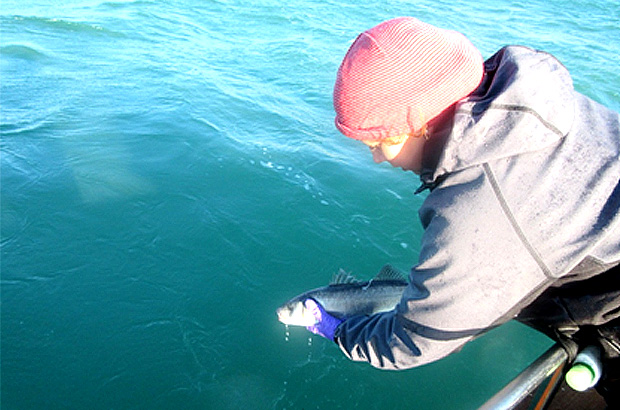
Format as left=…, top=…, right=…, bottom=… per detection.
left=422, top=46, right=576, bottom=185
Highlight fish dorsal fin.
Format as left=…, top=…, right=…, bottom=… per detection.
left=329, top=266, right=406, bottom=286
left=373, top=264, right=407, bottom=282
left=330, top=269, right=361, bottom=285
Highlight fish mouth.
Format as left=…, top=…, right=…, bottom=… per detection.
left=276, top=308, right=288, bottom=324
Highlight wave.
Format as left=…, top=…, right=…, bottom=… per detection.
left=0, top=44, right=48, bottom=61
left=97, top=0, right=155, bottom=9
left=2, top=15, right=125, bottom=38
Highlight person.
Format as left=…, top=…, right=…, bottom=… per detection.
left=305, top=17, right=620, bottom=406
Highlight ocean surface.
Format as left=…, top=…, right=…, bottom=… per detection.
left=1, top=0, right=619, bottom=409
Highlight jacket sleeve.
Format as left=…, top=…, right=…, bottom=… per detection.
left=334, top=166, right=551, bottom=370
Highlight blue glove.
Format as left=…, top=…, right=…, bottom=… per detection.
left=304, top=299, right=343, bottom=341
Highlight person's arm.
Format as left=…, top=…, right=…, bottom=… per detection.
left=330, top=167, right=551, bottom=370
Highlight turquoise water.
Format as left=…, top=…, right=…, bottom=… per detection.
left=1, top=0, right=619, bottom=409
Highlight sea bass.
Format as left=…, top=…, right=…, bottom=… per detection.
left=276, top=265, right=408, bottom=327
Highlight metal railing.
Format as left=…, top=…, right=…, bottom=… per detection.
left=479, top=344, right=569, bottom=410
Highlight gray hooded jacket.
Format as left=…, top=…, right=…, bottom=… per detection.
left=334, top=46, right=620, bottom=370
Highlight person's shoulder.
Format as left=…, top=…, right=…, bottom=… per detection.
left=488, top=45, right=568, bottom=74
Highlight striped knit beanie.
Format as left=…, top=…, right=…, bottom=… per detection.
left=334, top=17, right=484, bottom=141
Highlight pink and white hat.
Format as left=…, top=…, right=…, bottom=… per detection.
left=334, top=17, right=484, bottom=141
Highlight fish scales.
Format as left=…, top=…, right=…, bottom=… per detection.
left=276, top=266, right=408, bottom=327
left=309, top=280, right=407, bottom=318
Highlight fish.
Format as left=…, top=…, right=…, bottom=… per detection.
left=276, top=265, right=408, bottom=327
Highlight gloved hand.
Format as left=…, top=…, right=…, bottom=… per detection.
left=304, top=299, right=343, bottom=341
